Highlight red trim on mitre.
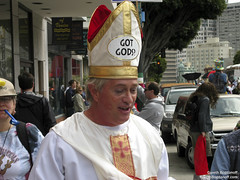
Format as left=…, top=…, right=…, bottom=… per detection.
left=88, top=5, right=111, bottom=43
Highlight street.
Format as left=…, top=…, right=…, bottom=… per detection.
left=166, top=142, right=195, bottom=180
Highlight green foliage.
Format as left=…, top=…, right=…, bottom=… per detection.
left=83, top=74, right=89, bottom=85
left=167, top=20, right=201, bottom=50
left=140, top=0, right=227, bottom=74
left=147, top=55, right=167, bottom=83
left=233, top=51, right=240, bottom=64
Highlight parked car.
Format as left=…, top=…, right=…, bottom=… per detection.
left=160, top=83, right=195, bottom=100
left=172, top=94, right=240, bottom=169
left=161, top=86, right=197, bottom=142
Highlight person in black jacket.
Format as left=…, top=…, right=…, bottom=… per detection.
left=65, top=80, right=77, bottom=117
left=189, top=82, right=219, bottom=170
left=14, top=72, right=56, bottom=136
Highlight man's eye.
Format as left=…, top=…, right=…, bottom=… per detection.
left=130, top=88, right=137, bottom=94
left=115, top=89, right=124, bottom=94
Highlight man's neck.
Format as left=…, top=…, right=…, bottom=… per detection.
left=148, top=95, right=157, bottom=100
left=22, top=88, right=33, bottom=93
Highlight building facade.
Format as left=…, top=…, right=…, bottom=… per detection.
left=161, top=49, right=178, bottom=84
left=0, top=0, right=113, bottom=121
left=217, top=2, right=240, bottom=56
left=186, top=37, right=233, bottom=73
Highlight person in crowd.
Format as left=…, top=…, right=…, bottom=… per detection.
left=133, top=83, right=145, bottom=112
left=0, top=78, right=43, bottom=179
left=210, top=129, right=240, bottom=179
left=189, top=82, right=219, bottom=171
left=234, top=120, right=240, bottom=131
left=65, top=79, right=76, bottom=117
left=208, top=59, right=228, bottom=94
left=14, top=72, right=56, bottom=136
left=81, top=85, right=89, bottom=108
left=60, top=84, right=65, bottom=113
left=72, top=85, right=85, bottom=112
left=226, top=80, right=234, bottom=94
left=29, top=2, right=169, bottom=179
left=132, top=82, right=164, bottom=133
left=232, top=81, right=240, bottom=94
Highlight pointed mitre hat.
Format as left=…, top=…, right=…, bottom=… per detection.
left=87, top=1, right=142, bottom=79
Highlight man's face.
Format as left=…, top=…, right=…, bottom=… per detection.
left=72, top=81, right=77, bottom=89
left=95, top=79, right=138, bottom=126
left=144, top=84, right=152, bottom=99
left=0, top=97, right=16, bottom=121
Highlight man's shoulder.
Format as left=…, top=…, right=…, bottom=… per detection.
left=130, top=114, right=164, bottom=144
left=17, top=93, right=43, bottom=104
left=208, top=73, right=215, bottom=81
left=147, top=98, right=164, bottom=107
left=224, top=129, right=240, bottom=140
left=220, top=73, right=227, bottom=78
left=131, top=114, right=160, bottom=132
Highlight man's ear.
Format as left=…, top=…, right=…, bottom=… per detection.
left=88, top=84, right=99, bottom=102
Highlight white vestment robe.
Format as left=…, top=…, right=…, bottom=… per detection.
left=29, top=112, right=169, bottom=180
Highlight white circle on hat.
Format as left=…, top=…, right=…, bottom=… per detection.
left=108, top=35, right=140, bottom=61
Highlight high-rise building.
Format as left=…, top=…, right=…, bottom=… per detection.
left=217, top=2, right=240, bottom=56
left=160, top=49, right=178, bottom=84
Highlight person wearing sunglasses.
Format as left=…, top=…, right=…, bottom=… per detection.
left=133, top=81, right=164, bottom=134
left=0, top=78, right=43, bottom=179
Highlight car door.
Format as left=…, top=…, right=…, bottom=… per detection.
left=177, top=97, right=191, bottom=148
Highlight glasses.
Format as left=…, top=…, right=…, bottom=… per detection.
left=0, top=96, right=14, bottom=103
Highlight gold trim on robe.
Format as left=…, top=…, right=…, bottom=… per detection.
left=110, top=135, right=158, bottom=180
left=110, top=135, right=135, bottom=177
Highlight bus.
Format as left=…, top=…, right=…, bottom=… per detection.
left=225, top=64, right=240, bottom=81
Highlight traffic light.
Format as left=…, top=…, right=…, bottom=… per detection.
left=157, top=60, right=161, bottom=73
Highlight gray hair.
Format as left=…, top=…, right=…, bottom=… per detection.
left=86, top=78, right=108, bottom=103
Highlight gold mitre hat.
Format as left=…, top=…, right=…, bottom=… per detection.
left=87, top=1, right=142, bottom=79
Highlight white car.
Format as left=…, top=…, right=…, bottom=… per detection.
left=161, top=86, right=197, bottom=142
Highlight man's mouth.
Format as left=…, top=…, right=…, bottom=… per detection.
left=119, top=107, right=130, bottom=111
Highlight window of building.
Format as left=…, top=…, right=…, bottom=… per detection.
left=48, top=55, right=65, bottom=116
left=0, top=0, right=13, bottom=81
left=18, top=6, right=34, bottom=74
left=72, top=58, right=81, bottom=83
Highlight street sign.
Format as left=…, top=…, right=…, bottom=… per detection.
left=52, top=17, right=72, bottom=44
left=112, top=0, right=162, bottom=2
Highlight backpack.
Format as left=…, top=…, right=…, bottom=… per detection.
left=16, top=121, right=33, bottom=165
left=185, top=96, right=200, bottom=126
left=212, top=73, right=226, bottom=93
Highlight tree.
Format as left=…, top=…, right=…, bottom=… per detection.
left=233, top=50, right=240, bottom=64
left=140, top=0, right=227, bottom=74
left=147, top=55, right=167, bottom=83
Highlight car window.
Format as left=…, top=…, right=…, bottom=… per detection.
left=162, top=87, right=170, bottom=97
left=211, top=97, right=240, bottom=116
left=175, top=97, right=187, bottom=114
left=166, top=90, right=195, bottom=105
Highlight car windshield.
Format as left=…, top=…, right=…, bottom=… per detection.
left=166, top=90, right=195, bottom=105
left=211, top=97, right=240, bottom=117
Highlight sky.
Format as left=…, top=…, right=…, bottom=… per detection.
left=228, top=0, right=240, bottom=3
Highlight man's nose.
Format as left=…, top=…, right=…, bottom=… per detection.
left=123, top=91, right=134, bottom=104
